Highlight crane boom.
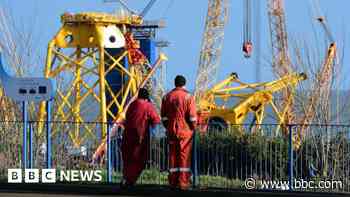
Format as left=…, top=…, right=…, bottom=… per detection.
left=268, top=0, right=291, bottom=76
left=195, top=0, right=229, bottom=102
left=290, top=43, right=336, bottom=149
left=300, top=43, right=336, bottom=126
left=210, top=72, right=306, bottom=95
left=291, top=13, right=337, bottom=149
left=267, top=0, right=295, bottom=128
left=259, top=73, right=307, bottom=93
left=197, top=72, right=307, bottom=128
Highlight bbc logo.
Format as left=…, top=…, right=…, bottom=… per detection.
left=8, top=169, right=102, bottom=183
left=8, top=169, right=56, bottom=183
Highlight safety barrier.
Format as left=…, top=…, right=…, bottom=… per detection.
left=0, top=121, right=349, bottom=193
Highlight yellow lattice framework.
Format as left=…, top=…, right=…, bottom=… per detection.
left=37, top=12, right=167, bottom=147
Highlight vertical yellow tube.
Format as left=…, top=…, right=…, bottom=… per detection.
left=75, top=48, right=82, bottom=145
left=99, top=46, right=107, bottom=137
left=38, top=41, right=55, bottom=135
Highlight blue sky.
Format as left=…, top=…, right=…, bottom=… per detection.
left=1, top=0, right=349, bottom=90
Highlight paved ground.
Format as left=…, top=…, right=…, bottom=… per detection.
left=0, top=193, right=135, bottom=197
left=1, top=191, right=348, bottom=197
left=0, top=184, right=349, bottom=197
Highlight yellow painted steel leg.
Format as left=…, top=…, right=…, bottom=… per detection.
left=99, top=47, right=107, bottom=137
left=75, top=48, right=82, bottom=144
left=38, top=41, right=55, bottom=135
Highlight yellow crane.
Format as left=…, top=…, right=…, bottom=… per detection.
left=195, top=0, right=229, bottom=104
left=267, top=0, right=295, bottom=131
left=197, top=72, right=307, bottom=134
left=194, top=0, right=306, bottom=135
left=295, top=16, right=337, bottom=149
left=268, top=0, right=291, bottom=76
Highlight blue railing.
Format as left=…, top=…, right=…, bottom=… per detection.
left=0, top=121, right=349, bottom=193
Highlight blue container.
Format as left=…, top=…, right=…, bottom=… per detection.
left=140, top=39, right=157, bottom=65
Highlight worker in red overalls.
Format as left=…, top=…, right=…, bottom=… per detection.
left=161, top=75, right=197, bottom=190
left=120, top=88, right=161, bottom=188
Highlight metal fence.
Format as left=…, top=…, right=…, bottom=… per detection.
left=0, top=121, right=349, bottom=193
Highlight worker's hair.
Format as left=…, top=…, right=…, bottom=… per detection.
left=174, top=75, right=186, bottom=87
left=138, top=88, right=150, bottom=100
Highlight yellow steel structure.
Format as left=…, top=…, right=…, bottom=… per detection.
left=38, top=12, right=167, bottom=147
left=296, top=43, right=337, bottom=148
left=195, top=0, right=229, bottom=103
left=0, top=89, right=16, bottom=122
left=195, top=0, right=298, bottom=134
left=268, top=0, right=291, bottom=76
left=198, top=72, right=307, bottom=135
left=292, top=16, right=336, bottom=149
left=268, top=0, right=295, bottom=129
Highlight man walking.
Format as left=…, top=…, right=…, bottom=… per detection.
left=121, top=88, right=160, bottom=188
left=161, top=75, right=197, bottom=190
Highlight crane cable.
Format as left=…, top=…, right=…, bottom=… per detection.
left=160, top=0, right=175, bottom=20
left=243, top=0, right=252, bottom=58
left=140, top=0, right=157, bottom=18
left=254, top=0, right=261, bottom=82
left=244, top=0, right=252, bottom=43
left=309, top=0, right=334, bottom=42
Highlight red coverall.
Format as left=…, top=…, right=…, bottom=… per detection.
left=161, top=87, right=197, bottom=189
left=121, top=98, right=160, bottom=185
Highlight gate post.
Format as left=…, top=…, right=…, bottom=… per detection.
left=192, top=130, right=199, bottom=188
left=46, top=101, right=52, bottom=169
left=28, top=122, right=33, bottom=168
left=288, top=124, right=294, bottom=191
left=22, top=101, right=27, bottom=169
left=107, top=123, right=112, bottom=183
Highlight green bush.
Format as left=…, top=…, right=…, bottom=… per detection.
left=199, top=175, right=244, bottom=188
left=198, top=130, right=289, bottom=180
left=99, top=168, right=244, bottom=188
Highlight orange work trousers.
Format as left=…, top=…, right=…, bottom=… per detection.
left=168, top=135, right=193, bottom=189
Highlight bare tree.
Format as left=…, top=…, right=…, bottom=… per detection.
left=0, top=3, right=45, bottom=172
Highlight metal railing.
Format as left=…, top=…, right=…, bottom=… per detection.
left=0, top=121, right=349, bottom=193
